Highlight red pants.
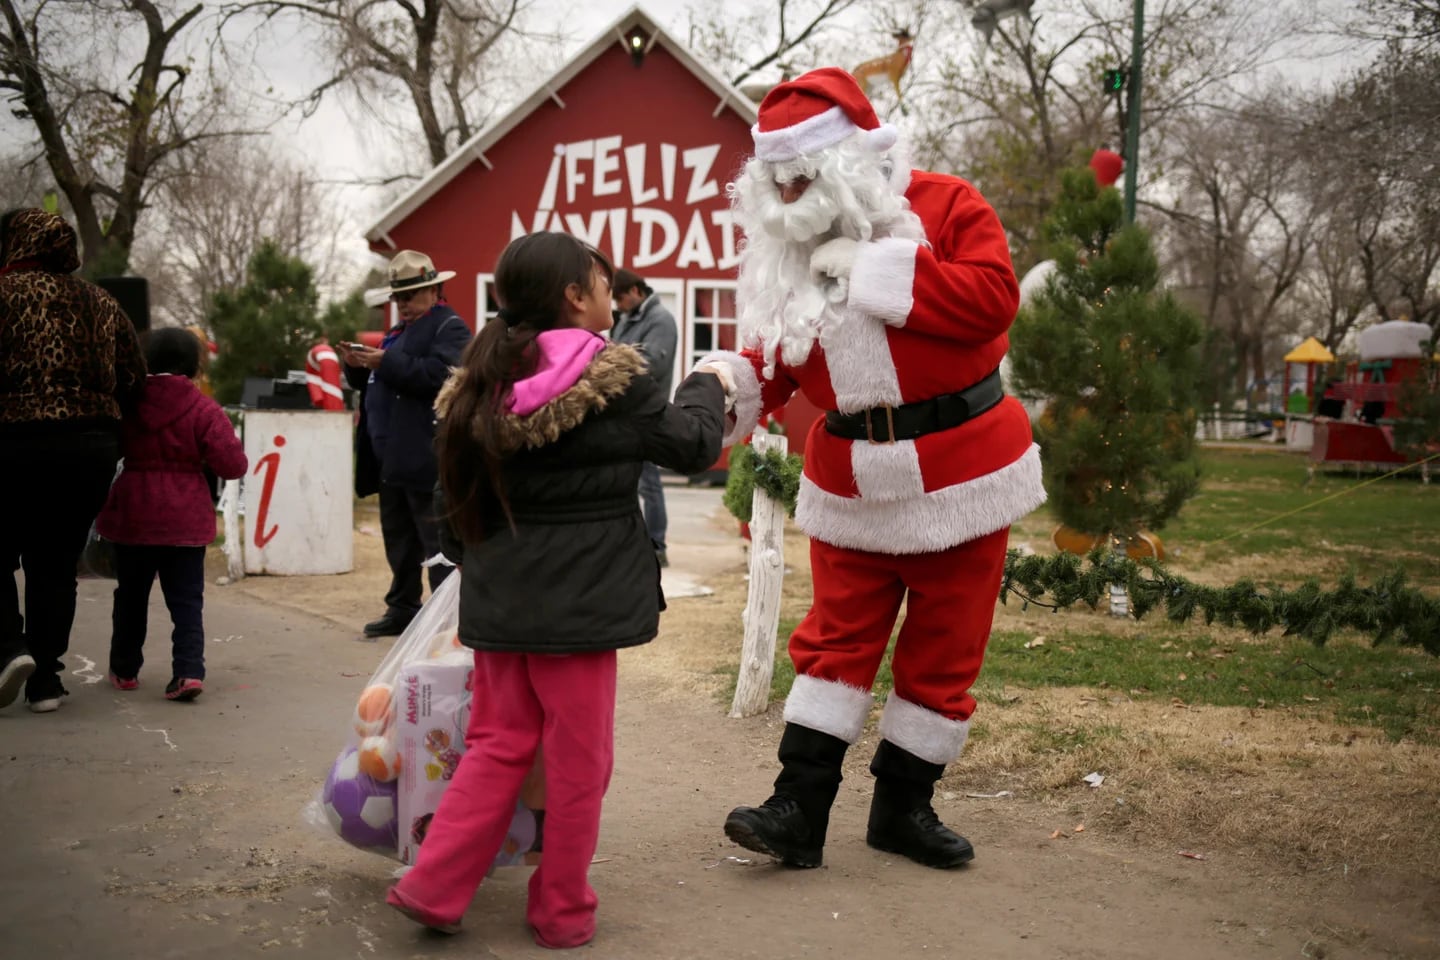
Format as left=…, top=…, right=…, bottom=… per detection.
left=784, top=527, right=1010, bottom=764
left=392, top=649, right=616, bottom=947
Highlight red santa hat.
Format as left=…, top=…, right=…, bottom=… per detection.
left=751, top=67, right=899, bottom=163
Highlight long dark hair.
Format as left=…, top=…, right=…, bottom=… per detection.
left=438, top=231, right=613, bottom=542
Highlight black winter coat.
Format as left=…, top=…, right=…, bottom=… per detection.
left=347, top=304, right=471, bottom=495
left=434, top=344, right=724, bottom=655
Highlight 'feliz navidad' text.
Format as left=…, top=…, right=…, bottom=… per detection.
left=509, top=137, right=740, bottom=271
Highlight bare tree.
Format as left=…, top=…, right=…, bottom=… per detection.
left=225, top=0, right=539, bottom=168
left=128, top=141, right=352, bottom=329
left=685, top=0, right=864, bottom=89
left=905, top=0, right=1303, bottom=266
left=1159, top=100, right=1315, bottom=391
left=0, top=0, right=249, bottom=272
left=1302, top=46, right=1440, bottom=329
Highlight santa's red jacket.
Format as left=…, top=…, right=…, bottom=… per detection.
left=708, top=170, right=1045, bottom=555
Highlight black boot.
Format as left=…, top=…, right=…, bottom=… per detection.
left=866, top=739, right=974, bottom=869
left=724, top=723, right=848, bottom=868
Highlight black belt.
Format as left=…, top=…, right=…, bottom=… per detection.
left=825, top=369, right=1004, bottom=444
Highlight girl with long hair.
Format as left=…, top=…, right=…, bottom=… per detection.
left=385, top=232, right=729, bottom=948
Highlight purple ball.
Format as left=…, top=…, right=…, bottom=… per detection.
left=322, top=747, right=399, bottom=855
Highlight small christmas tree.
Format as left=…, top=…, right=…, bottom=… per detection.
left=1008, top=167, right=1204, bottom=542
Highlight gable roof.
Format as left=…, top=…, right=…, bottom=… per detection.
left=364, top=4, right=758, bottom=246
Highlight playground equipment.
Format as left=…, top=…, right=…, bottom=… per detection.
left=1309, top=320, right=1434, bottom=479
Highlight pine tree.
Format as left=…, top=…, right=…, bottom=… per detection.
left=1008, top=167, right=1204, bottom=541
left=207, top=241, right=326, bottom=404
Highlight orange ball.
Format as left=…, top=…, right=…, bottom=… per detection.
left=353, top=683, right=394, bottom=737
left=357, top=735, right=401, bottom=781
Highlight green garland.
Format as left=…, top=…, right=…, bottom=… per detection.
left=721, top=448, right=1440, bottom=656
left=1002, top=549, right=1440, bottom=656
left=723, top=444, right=804, bottom=522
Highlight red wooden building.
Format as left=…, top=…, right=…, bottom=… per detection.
left=363, top=6, right=822, bottom=452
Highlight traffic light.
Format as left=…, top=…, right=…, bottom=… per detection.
left=1103, top=68, right=1127, bottom=93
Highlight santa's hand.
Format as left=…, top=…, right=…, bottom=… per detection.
left=810, top=237, right=858, bottom=281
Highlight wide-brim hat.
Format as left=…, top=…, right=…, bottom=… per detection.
left=387, top=249, right=456, bottom=293
left=751, top=67, right=898, bottom=163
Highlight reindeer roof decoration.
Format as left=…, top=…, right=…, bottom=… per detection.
left=851, top=28, right=915, bottom=102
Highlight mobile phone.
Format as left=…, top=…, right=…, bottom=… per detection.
left=341, top=341, right=367, bottom=351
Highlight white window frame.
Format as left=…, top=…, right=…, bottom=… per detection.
left=684, top=279, right=740, bottom=375
left=475, top=273, right=500, bottom=327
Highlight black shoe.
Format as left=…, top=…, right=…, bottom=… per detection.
left=0, top=651, right=36, bottom=710
left=867, top=738, right=975, bottom=869
left=866, top=804, right=975, bottom=869
left=724, top=796, right=824, bottom=868
left=364, top=613, right=413, bottom=638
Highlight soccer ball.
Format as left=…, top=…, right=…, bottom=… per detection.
left=322, top=747, right=398, bottom=855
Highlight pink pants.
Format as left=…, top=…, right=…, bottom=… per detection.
left=392, top=649, right=617, bottom=947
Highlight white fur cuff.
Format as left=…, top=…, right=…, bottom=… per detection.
left=878, top=694, right=971, bottom=765
left=784, top=674, right=874, bottom=744
left=848, top=238, right=918, bottom=325
left=697, top=350, right=761, bottom=446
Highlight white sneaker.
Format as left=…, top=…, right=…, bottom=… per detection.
left=0, top=653, right=36, bottom=709
left=28, top=695, right=63, bottom=713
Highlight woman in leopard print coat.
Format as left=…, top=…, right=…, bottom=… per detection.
left=0, top=208, right=147, bottom=714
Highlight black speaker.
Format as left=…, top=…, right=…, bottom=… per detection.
left=95, top=275, right=150, bottom=332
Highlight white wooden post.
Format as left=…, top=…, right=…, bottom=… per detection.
left=730, top=433, right=787, bottom=719
left=218, top=478, right=244, bottom=584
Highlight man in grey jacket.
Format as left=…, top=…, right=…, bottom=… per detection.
left=611, top=268, right=679, bottom=567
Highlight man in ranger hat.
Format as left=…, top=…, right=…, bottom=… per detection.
left=340, top=250, right=471, bottom=638
left=699, top=68, right=1046, bottom=870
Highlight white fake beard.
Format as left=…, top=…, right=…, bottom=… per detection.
left=730, top=144, right=923, bottom=376
left=739, top=181, right=845, bottom=373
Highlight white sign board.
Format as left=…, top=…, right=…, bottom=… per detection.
left=243, top=410, right=354, bottom=575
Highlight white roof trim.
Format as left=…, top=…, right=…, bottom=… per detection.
left=363, top=4, right=758, bottom=245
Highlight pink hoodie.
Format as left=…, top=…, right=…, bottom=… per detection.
left=506, top=328, right=608, bottom=415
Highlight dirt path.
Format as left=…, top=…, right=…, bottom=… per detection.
left=2, top=486, right=1436, bottom=959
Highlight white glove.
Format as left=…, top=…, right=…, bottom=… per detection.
left=810, top=237, right=859, bottom=281
left=693, top=363, right=737, bottom=412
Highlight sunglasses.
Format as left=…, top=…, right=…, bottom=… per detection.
left=390, top=289, right=426, bottom=304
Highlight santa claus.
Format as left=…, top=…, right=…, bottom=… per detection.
left=701, top=68, right=1046, bottom=870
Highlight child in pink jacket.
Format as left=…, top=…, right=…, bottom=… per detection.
left=96, top=328, right=247, bottom=700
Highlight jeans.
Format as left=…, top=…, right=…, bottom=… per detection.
left=637, top=462, right=667, bottom=551
left=109, top=544, right=207, bottom=681
left=0, top=429, right=120, bottom=694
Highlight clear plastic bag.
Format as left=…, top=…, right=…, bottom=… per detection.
left=304, top=572, right=545, bottom=866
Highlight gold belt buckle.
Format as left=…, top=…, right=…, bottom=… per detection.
left=865, top=405, right=896, bottom=445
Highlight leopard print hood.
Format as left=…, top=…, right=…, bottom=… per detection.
left=0, top=209, right=145, bottom=427
left=435, top=342, right=648, bottom=454
left=2, top=209, right=81, bottom=274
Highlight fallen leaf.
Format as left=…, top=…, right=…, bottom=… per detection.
left=1023, top=637, right=1046, bottom=650
left=1177, top=672, right=1188, bottom=681
left=1082, top=772, right=1105, bottom=788
left=1050, top=829, right=1064, bottom=839
left=1303, top=695, right=1320, bottom=702
left=1177, top=850, right=1208, bottom=861
left=1073, top=824, right=1086, bottom=833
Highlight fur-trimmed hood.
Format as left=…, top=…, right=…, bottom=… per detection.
left=435, top=342, right=649, bottom=453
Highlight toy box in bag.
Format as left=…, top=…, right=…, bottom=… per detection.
left=394, top=657, right=545, bottom=866
left=307, top=573, right=545, bottom=867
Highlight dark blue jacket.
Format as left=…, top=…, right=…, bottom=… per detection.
left=347, top=304, right=471, bottom=494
